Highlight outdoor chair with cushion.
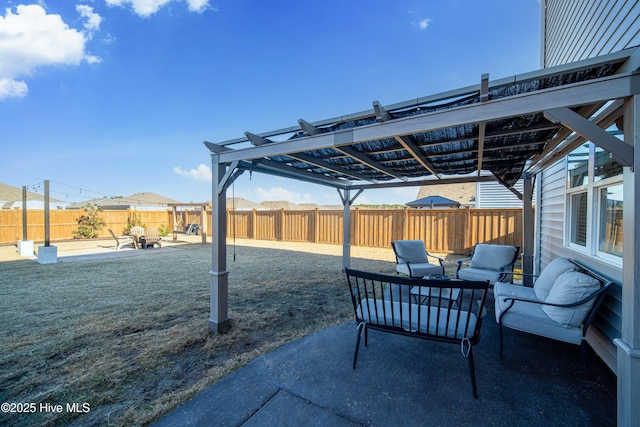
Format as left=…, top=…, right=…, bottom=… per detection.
left=494, top=258, right=613, bottom=358
left=391, top=240, right=445, bottom=278
left=129, top=226, right=145, bottom=248
left=144, top=227, right=162, bottom=248
left=109, top=229, right=137, bottom=251
left=345, top=268, right=489, bottom=398
left=456, top=243, right=520, bottom=285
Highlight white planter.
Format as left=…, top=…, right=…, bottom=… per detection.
left=17, top=240, right=34, bottom=256
left=37, top=245, right=58, bottom=264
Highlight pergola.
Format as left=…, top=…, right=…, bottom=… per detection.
left=205, top=47, right=640, bottom=424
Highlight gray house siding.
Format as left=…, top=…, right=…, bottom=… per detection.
left=540, top=0, right=639, bottom=372
left=543, top=0, right=640, bottom=67
left=538, top=157, right=621, bottom=371
left=476, top=180, right=537, bottom=208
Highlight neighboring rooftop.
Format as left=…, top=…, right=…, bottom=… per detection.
left=259, top=201, right=306, bottom=210
left=406, top=195, right=461, bottom=208
left=68, top=192, right=181, bottom=209
left=415, top=183, right=476, bottom=207
left=0, top=182, right=66, bottom=209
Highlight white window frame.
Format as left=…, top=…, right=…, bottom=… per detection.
left=564, top=142, right=623, bottom=266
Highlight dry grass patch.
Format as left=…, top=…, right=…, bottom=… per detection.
left=1, top=240, right=436, bottom=426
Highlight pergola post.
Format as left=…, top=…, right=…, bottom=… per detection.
left=338, top=188, right=363, bottom=271
left=209, top=152, right=230, bottom=333
left=342, top=188, right=351, bottom=271
left=522, top=173, right=535, bottom=287
left=615, top=94, right=640, bottom=426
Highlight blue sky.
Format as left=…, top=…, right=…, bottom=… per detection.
left=1, top=0, right=541, bottom=206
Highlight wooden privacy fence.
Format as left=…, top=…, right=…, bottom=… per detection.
left=0, top=209, right=174, bottom=244
left=226, top=208, right=525, bottom=255
left=1, top=207, right=524, bottom=255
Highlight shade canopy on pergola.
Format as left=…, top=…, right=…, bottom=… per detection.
left=205, top=46, right=640, bottom=423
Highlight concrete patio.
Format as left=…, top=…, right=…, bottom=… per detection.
left=154, top=291, right=616, bottom=426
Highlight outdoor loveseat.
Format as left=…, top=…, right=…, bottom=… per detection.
left=494, top=258, right=612, bottom=358
left=345, top=268, right=489, bottom=398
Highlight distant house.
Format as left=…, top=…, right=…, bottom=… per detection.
left=0, top=182, right=68, bottom=210
left=259, top=200, right=305, bottom=210
left=226, top=197, right=264, bottom=210
left=414, top=183, right=476, bottom=208
left=476, top=180, right=537, bottom=208
left=406, top=195, right=460, bottom=209
left=414, top=179, right=536, bottom=208
left=68, top=192, right=181, bottom=211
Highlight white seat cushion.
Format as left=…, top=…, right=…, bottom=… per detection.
left=397, top=262, right=443, bottom=277
left=356, top=298, right=477, bottom=339
left=542, top=271, right=601, bottom=327
left=458, top=267, right=500, bottom=284
left=533, top=258, right=577, bottom=300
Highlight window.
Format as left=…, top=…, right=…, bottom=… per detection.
left=598, top=184, right=623, bottom=257
left=565, top=142, right=623, bottom=261
left=569, top=192, right=587, bottom=246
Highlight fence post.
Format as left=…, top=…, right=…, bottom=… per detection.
left=314, top=208, right=319, bottom=243
left=250, top=209, right=256, bottom=239
left=402, top=207, right=409, bottom=240
left=352, top=208, right=359, bottom=246
left=279, top=209, right=285, bottom=241
left=465, top=206, right=472, bottom=255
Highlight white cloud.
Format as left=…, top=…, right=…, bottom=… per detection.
left=0, top=78, right=28, bottom=98
left=409, top=9, right=431, bottom=31
left=0, top=4, right=98, bottom=100
left=254, top=187, right=313, bottom=204
left=186, top=0, right=212, bottom=13
left=173, top=163, right=212, bottom=181
left=106, top=0, right=213, bottom=17
left=105, top=0, right=172, bottom=17
left=76, top=5, right=102, bottom=32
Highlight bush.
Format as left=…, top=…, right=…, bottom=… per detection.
left=72, top=205, right=106, bottom=239
left=124, top=213, right=146, bottom=235
left=158, top=223, right=171, bottom=237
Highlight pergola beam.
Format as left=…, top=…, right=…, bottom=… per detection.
left=335, top=145, right=408, bottom=181
left=544, top=106, right=633, bottom=166
left=242, top=158, right=351, bottom=188
left=218, top=73, right=640, bottom=164
left=527, top=100, right=624, bottom=175
left=350, top=174, right=497, bottom=190
left=287, top=152, right=378, bottom=182
left=299, top=119, right=321, bottom=135
left=477, top=122, right=486, bottom=175
left=373, top=100, right=393, bottom=122
left=394, top=135, right=441, bottom=177
left=373, top=100, right=441, bottom=178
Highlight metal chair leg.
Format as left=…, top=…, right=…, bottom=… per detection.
left=499, top=323, right=505, bottom=359
left=467, top=348, right=478, bottom=399
left=353, top=322, right=365, bottom=369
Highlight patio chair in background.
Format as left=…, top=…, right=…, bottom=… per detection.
left=456, top=243, right=520, bottom=285
left=144, top=228, right=162, bottom=248
left=108, top=229, right=136, bottom=251
left=130, top=226, right=145, bottom=248
left=391, top=240, right=445, bottom=278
